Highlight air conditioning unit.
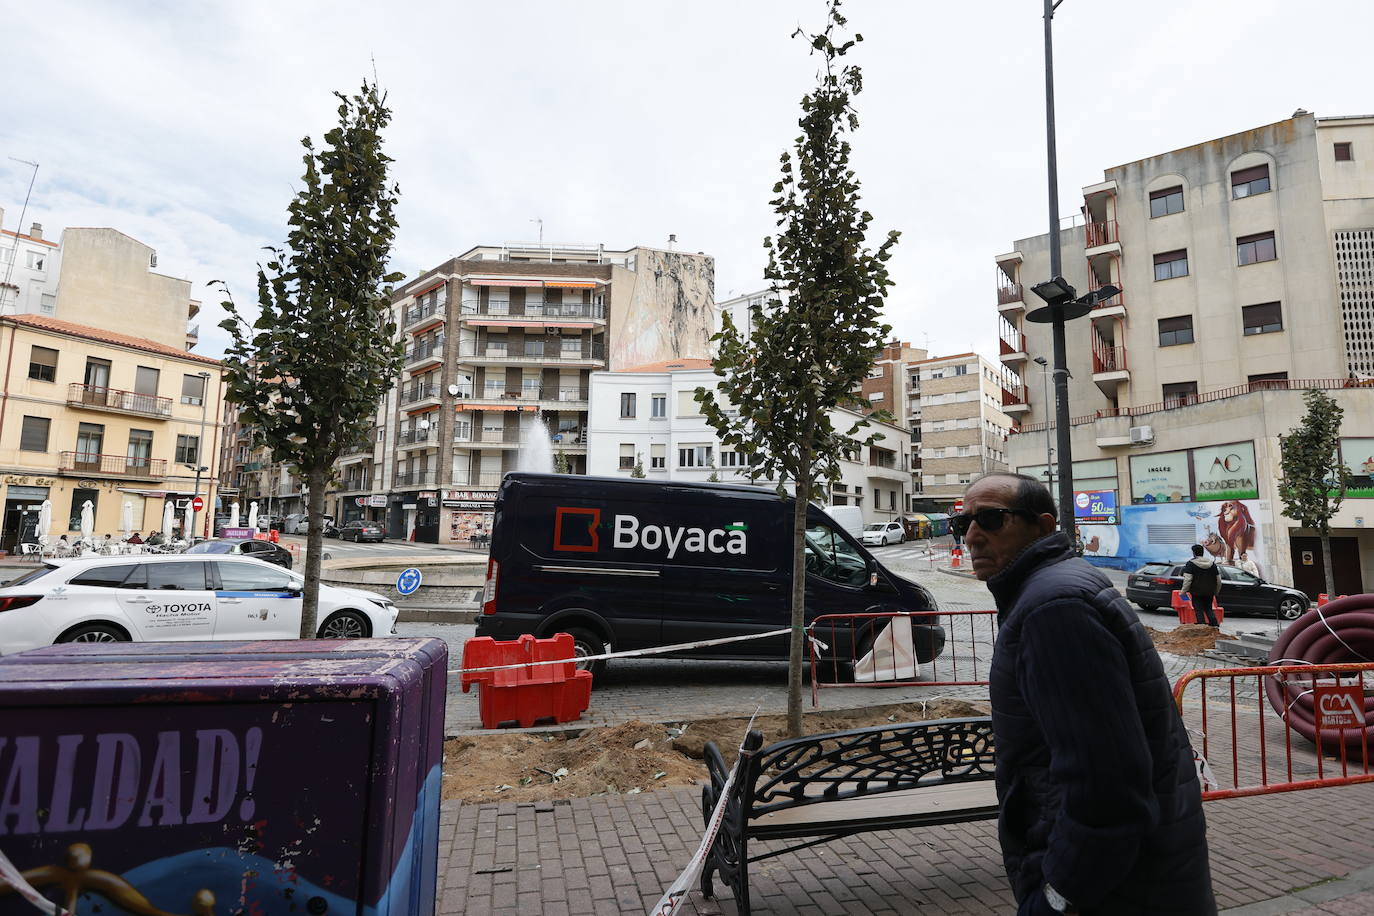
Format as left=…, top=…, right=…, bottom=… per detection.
left=1129, top=425, right=1155, bottom=445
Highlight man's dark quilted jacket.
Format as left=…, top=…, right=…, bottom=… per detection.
left=987, top=532, right=1215, bottom=914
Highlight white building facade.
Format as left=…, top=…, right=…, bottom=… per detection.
left=0, top=211, right=59, bottom=316
left=587, top=360, right=912, bottom=524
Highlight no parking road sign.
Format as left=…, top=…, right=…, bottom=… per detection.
left=396, top=567, right=423, bottom=596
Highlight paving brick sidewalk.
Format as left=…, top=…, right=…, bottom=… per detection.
left=436, top=781, right=1374, bottom=914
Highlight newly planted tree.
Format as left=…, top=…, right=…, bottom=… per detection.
left=698, top=0, right=895, bottom=737
left=1278, top=389, right=1351, bottom=598
left=218, top=82, right=405, bottom=637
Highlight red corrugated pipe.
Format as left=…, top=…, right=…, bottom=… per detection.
left=1265, top=593, right=1374, bottom=751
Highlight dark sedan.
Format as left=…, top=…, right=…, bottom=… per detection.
left=339, top=521, right=385, bottom=543
left=185, top=537, right=294, bottom=570
left=1125, top=561, right=1310, bottom=620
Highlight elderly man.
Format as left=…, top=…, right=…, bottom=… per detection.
left=958, top=472, right=1214, bottom=915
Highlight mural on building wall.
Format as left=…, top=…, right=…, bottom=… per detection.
left=1080, top=498, right=1270, bottom=576
left=1341, top=437, right=1374, bottom=498
left=610, top=249, right=714, bottom=368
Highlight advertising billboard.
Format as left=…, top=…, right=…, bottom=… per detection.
left=1129, top=450, right=1192, bottom=504
left=1073, top=489, right=1118, bottom=523
left=1078, top=498, right=1269, bottom=575
left=1341, top=438, right=1374, bottom=498
left=1191, top=442, right=1259, bottom=501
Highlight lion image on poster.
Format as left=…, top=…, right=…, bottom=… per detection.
left=1215, top=500, right=1256, bottom=564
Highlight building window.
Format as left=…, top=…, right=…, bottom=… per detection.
left=1248, top=372, right=1289, bottom=389
left=889, top=491, right=897, bottom=511
left=675, top=390, right=701, bottom=417
left=954, top=364, right=968, bottom=375
left=135, top=367, right=160, bottom=396
left=651, top=394, right=666, bottom=418
left=19, top=416, right=49, bottom=452
left=39, top=293, right=55, bottom=314
left=1231, top=164, right=1271, bottom=198
left=181, top=374, right=207, bottom=405
left=1242, top=301, right=1283, bottom=335
left=1157, top=315, right=1195, bottom=347
left=678, top=445, right=712, bottom=468
left=76, top=422, right=105, bottom=459
left=1162, top=381, right=1199, bottom=407
left=1237, top=232, right=1277, bottom=266
left=84, top=357, right=111, bottom=391
left=1153, top=249, right=1189, bottom=281
left=870, top=391, right=885, bottom=402
left=127, top=429, right=153, bottom=469
left=1335, top=142, right=1354, bottom=162
left=619, top=443, right=635, bottom=470
left=176, top=434, right=200, bottom=466
left=619, top=392, right=636, bottom=418
left=1149, top=185, right=1184, bottom=218
left=719, top=451, right=747, bottom=468
left=26, top=251, right=45, bottom=270
left=650, top=444, right=666, bottom=470
left=27, top=346, right=57, bottom=382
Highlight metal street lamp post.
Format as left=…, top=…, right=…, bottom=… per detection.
left=1033, top=356, right=1054, bottom=490
left=190, top=371, right=212, bottom=540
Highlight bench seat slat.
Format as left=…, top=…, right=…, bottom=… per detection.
left=748, top=780, right=999, bottom=838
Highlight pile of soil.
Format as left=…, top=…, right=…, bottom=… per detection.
left=442, top=697, right=991, bottom=803
left=1147, top=624, right=1237, bottom=657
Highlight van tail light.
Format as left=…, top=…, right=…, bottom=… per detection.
left=0, top=595, right=43, bottom=612
left=482, top=559, right=499, bottom=615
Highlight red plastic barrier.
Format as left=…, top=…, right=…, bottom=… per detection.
left=460, top=633, right=592, bottom=729
left=1318, top=594, right=1349, bottom=607
left=1171, top=589, right=1225, bottom=624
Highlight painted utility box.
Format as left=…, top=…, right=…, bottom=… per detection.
left=0, top=637, right=447, bottom=916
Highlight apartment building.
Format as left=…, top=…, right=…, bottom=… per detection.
left=0, top=315, right=222, bottom=551
left=993, top=111, right=1374, bottom=594
left=345, top=242, right=715, bottom=543
left=907, top=352, right=1012, bottom=508
left=586, top=360, right=913, bottom=522
left=0, top=212, right=60, bottom=315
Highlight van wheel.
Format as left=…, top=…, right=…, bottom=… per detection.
left=563, top=626, right=608, bottom=679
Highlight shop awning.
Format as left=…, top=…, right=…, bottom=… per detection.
left=410, top=279, right=446, bottom=297
left=405, top=405, right=440, bottom=416
left=543, top=280, right=600, bottom=289
left=467, top=278, right=543, bottom=287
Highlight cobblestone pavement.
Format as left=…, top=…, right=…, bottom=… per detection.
left=436, top=781, right=1374, bottom=915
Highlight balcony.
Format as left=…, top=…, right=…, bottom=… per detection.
left=405, top=336, right=445, bottom=370
left=453, top=427, right=522, bottom=448
left=1001, top=383, right=1031, bottom=416
left=404, top=299, right=445, bottom=330
left=1090, top=284, right=1126, bottom=323
left=458, top=339, right=605, bottom=364
left=393, top=470, right=435, bottom=489
left=459, top=301, right=606, bottom=326
left=67, top=383, right=173, bottom=420
left=997, top=282, right=1024, bottom=314
left=1085, top=219, right=1121, bottom=257
left=459, top=385, right=590, bottom=408
left=1091, top=336, right=1129, bottom=394
left=998, top=324, right=1026, bottom=366
left=452, top=471, right=505, bottom=489
left=399, top=382, right=441, bottom=408
left=337, top=475, right=372, bottom=494
left=59, top=452, right=166, bottom=479
left=397, top=426, right=436, bottom=450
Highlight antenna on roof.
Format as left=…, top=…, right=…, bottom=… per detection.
left=2, top=157, right=40, bottom=307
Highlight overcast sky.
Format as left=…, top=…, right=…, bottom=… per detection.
left=3, top=0, right=1372, bottom=364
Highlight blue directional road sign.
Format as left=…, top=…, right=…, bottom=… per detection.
left=396, top=567, right=423, bottom=596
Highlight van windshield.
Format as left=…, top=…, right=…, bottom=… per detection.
left=863, top=523, right=885, bottom=531
left=804, top=522, right=869, bottom=587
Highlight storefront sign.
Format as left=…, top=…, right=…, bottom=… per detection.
left=368, top=495, right=388, bottom=508
left=4, top=476, right=55, bottom=487
left=1341, top=437, right=1374, bottom=498
left=1129, top=451, right=1192, bottom=504
left=1191, top=442, right=1258, bottom=501
left=445, top=489, right=498, bottom=501
left=444, top=501, right=489, bottom=509
left=1073, top=490, right=1117, bottom=523
left=1314, top=681, right=1365, bottom=729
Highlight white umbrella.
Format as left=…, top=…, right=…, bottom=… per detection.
left=229, top=500, right=240, bottom=529
left=37, top=499, right=52, bottom=549
left=162, top=499, right=175, bottom=540
left=120, top=501, right=134, bottom=540
left=79, top=500, right=95, bottom=547
left=182, top=500, right=194, bottom=542
left=248, top=501, right=259, bottom=531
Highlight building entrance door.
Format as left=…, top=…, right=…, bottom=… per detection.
left=1289, top=536, right=1364, bottom=599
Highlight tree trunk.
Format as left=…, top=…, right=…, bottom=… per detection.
left=1320, top=529, right=1336, bottom=600
left=787, top=475, right=811, bottom=739
left=300, top=466, right=329, bottom=638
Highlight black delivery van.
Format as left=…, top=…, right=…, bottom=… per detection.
left=475, top=473, right=945, bottom=676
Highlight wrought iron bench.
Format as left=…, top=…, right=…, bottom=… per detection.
left=701, top=716, right=998, bottom=915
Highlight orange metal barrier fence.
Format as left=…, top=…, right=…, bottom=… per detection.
left=1173, top=662, right=1374, bottom=801
left=808, top=609, right=999, bottom=707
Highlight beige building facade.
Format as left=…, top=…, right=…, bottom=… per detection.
left=908, top=352, right=1012, bottom=508
left=995, top=111, right=1374, bottom=594
left=0, top=315, right=222, bottom=552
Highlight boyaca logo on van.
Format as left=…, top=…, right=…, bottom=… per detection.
left=553, top=506, right=747, bottom=558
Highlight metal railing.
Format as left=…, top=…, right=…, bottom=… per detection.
left=1085, top=219, right=1119, bottom=248
left=404, top=300, right=443, bottom=326
left=998, top=325, right=1024, bottom=355
left=460, top=385, right=590, bottom=402
left=1001, top=384, right=1027, bottom=407
left=400, top=383, right=440, bottom=405
left=337, top=475, right=372, bottom=493
left=393, top=470, right=435, bottom=488
left=68, top=383, right=173, bottom=418
left=457, top=340, right=605, bottom=361
left=1091, top=284, right=1126, bottom=310
left=59, top=452, right=167, bottom=477
left=453, top=428, right=521, bottom=445
left=1092, top=344, right=1128, bottom=374
left=405, top=336, right=445, bottom=364
left=398, top=427, right=434, bottom=445
left=452, top=471, right=505, bottom=488
left=996, top=283, right=1024, bottom=306
left=460, top=301, right=605, bottom=320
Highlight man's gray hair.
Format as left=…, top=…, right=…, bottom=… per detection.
left=970, top=472, right=1058, bottom=519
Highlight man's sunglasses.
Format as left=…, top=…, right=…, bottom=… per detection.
left=950, top=507, right=1036, bottom=537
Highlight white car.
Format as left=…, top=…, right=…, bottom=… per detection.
left=0, top=554, right=399, bottom=655
left=860, top=521, right=905, bottom=546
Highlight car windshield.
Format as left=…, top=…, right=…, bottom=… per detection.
left=1139, top=564, right=1172, bottom=576
left=2, top=565, right=56, bottom=587
left=186, top=542, right=234, bottom=554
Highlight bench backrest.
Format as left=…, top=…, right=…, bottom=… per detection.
left=740, top=716, right=996, bottom=819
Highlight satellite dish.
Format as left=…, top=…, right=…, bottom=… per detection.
left=418, top=419, right=431, bottom=430
left=447, top=384, right=461, bottom=396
